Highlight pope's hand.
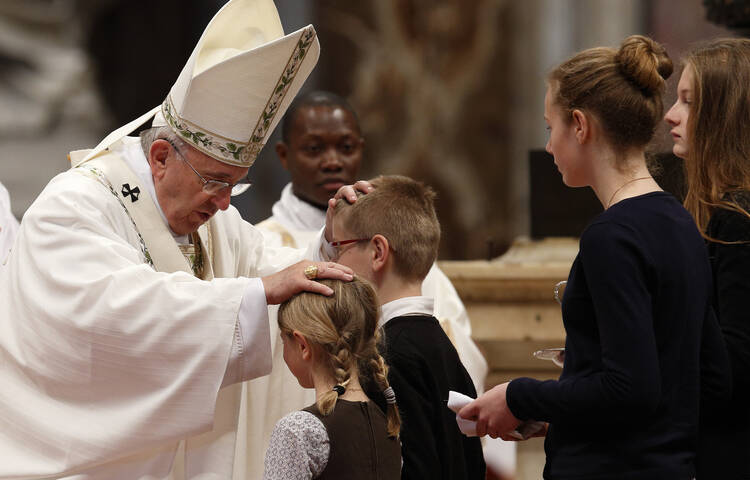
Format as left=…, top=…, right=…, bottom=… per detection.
left=261, top=261, right=353, bottom=305
left=324, top=180, right=374, bottom=242
left=458, top=382, right=521, bottom=439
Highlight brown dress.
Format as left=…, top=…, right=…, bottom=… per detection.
left=303, top=400, right=401, bottom=479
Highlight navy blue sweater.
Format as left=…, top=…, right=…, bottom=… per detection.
left=507, top=192, right=730, bottom=480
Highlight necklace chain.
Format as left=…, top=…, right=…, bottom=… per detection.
left=606, top=176, right=652, bottom=209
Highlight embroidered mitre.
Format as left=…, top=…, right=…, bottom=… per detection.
left=75, top=0, right=320, bottom=168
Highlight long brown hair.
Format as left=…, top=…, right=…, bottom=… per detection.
left=549, top=35, right=672, bottom=163
left=278, top=277, right=401, bottom=437
left=682, top=38, right=750, bottom=239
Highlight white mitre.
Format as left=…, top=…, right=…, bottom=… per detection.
left=78, top=0, right=319, bottom=167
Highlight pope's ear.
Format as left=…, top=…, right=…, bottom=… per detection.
left=148, top=139, right=171, bottom=179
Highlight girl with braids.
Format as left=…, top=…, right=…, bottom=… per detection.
left=262, top=277, right=401, bottom=480
left=665, top=38, right=750, bottom=479
left=459, top=35, right=729, bottom=479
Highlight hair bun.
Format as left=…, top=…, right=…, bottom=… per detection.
left=615, top=35, right=673, bottom=95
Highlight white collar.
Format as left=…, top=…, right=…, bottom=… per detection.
left=115, top=138, right=190, bottom=244
left=379, top=296, right=434, bottom=328
left=271, top=183, right=326, bottom=232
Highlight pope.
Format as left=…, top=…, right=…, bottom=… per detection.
left=0, top=1, right=353, bottom=478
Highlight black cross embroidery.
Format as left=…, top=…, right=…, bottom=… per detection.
left=121, top=183, right=140, bottom=202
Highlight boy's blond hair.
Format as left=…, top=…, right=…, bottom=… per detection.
left=335, top=175, right=439, bottom=282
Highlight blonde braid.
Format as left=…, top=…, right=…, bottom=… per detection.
left=363, top=337, right=401, bottom=438
left=318, top=332, right=354, bottom=415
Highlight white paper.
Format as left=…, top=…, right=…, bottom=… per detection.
left=447, top=390, right=545, bottom=440
left=447, top=390, right=478, bottom=436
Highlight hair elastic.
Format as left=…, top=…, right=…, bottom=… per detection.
left=332, top=385, right=346, bottom=395
left=383, top=386, right=397, bottom=405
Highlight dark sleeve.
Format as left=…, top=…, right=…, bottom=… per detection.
left=700, top=305, right=732, bottom=409
left=387, top=350, right=442, bottom=479
left=508, top=222, right=661, bottom=423
left=711, top=212, right=750, bottom=402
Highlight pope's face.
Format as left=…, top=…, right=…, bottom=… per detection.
left=277, top=105, right=363, bottom=208
left=150, top=139, right=249, bottom=235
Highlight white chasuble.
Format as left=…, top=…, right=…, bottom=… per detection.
left=0, top=140, right=310, bottom=479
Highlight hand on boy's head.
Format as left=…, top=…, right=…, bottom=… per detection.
left=331, top=180, right=374, bottom=205
left=324, top=180, right=374, bottom=242
left=261, top=260, right=354, bottom=305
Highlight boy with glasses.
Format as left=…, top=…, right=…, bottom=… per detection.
left=330, top=174, right=486, bottom=479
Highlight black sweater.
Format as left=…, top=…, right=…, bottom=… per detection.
left=507, top=192, right=730, bottom=480
left=375, top=315, right=485, bottom=480
left=697, top=192, right=750, bottom=479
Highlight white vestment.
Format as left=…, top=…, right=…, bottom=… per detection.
left=233, top=183, right=491, bottom=480
left=0, top=181, right=19, bottom=266
left=0, top=140, right=316, bottom=479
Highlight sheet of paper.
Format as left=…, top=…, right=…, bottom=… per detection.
left=447, top=390, right=478, bottom=436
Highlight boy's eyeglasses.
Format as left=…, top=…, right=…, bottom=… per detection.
left=329, top=238, right=371, bottom=248
left=163, top=139, right=252, bottom=196
left=328, top=238, right=370, bottom=260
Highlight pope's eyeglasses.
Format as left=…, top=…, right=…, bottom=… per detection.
left=163, top=139, right=252, bottom=196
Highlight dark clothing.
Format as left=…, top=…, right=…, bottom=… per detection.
left=507, top=192, right=730, bottom=480
left=371, top=315, right=485, bottom=480
left=303, top=400, right=401, bottom=480
left=697, top=192, right=750, bottom=479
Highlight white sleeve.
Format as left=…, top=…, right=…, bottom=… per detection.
left=236, top=221, right=324, bottom=278
left=263, top=411, right=330, bottom=480
left=221, top=277, right=272, bottom=387
left=423, top=263, right=471, bottom=335
left=316, top=226, right=336, bottom=261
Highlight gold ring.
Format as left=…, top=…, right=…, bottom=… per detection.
left=303, top=265, right=318, bottom=280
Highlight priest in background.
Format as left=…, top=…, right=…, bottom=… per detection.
left=235, top=91, right=516, bottom=480
left=0, top=1, right=356, bottom=478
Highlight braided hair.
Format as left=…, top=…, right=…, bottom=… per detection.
left=278, top=277, right=401, bottom=437
left=358, top=327, right=401, bottom=437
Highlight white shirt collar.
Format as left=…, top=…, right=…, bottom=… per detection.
left=115, top=138, right=190, bottom=244
left=379, top=296, right=434, bottom=328
left=271, top=183, right=326, bottom=232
